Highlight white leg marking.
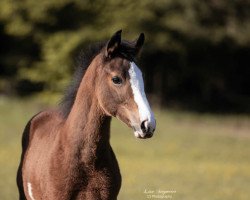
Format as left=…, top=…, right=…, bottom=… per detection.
left=128, top=62, right=156, bottom=136
left=27, top=182, right=35, bottom=200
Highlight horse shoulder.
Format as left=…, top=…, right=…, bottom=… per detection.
left=28, top=110, right=64, bottom=141
left=21, top=110, right=65, bottom=198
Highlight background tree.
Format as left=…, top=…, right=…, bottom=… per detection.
left=0, top=0, right=250, bottom=112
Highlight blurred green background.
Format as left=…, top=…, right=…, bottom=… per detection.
left=1, top=0, right=250, bottom=111
left=1, top=98, right=250, bottom=199
left=0, top=0, right=250, bottom=199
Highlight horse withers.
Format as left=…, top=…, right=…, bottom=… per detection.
left=17, top=30, right=156, bottom=200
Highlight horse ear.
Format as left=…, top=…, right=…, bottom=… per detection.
left=135, top=33, right=145, bottom=56
left=106, top=30, right=122, bottom=58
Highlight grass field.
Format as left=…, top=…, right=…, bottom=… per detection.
left=0, top=97, right=250, bottom=200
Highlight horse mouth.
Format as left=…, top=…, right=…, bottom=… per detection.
left=136, top=132, right=153, bottom=139
left=132, top=126, right=154, bottom=139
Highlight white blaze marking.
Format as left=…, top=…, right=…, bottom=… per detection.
left=128, top=62, right=156, bottom=136
left=27, top=182, right=35, bottom=200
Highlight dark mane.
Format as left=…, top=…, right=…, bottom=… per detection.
left=59, top=40, right=138, bottom=118
left=59, top=42, right=106, bottom=118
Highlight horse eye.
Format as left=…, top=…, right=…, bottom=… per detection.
left=112, top=76, right=122, bottom=85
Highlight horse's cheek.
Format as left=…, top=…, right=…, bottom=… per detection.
left=98, top=87, right=118, bottom=115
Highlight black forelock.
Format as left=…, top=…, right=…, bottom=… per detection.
left=110, top=40, right=138, bottom=62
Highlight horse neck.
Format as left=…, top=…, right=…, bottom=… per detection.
left=64, top=57, right=111, bottom=164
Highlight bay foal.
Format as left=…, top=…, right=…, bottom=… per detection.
left=17, top=30, right=156, bottom=200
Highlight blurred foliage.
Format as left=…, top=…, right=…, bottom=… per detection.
left=0, top=0, right=250, bottom=112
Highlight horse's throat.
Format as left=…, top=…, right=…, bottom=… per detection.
left=65, top=90, right=111, bottom=166
left=80, top=116, right=111, bottom=165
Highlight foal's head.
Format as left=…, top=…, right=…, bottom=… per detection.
left=93, top=30, right=156, bottom=139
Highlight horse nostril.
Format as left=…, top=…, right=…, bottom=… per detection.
left=140, top=120, right=148, bottom=133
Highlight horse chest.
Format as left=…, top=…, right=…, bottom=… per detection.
left=59, top=168, right=121, bottom=200
left=49, top=151, right=121, bottom=199
left=79, top=163, right=121, bottom=198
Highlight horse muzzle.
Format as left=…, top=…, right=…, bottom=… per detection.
left=132, top=119, right=156, bottom=139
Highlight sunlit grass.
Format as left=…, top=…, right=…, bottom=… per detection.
left=111, top=109, right=250, bottom=200
left=0, top=97, right=250, bottom=200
